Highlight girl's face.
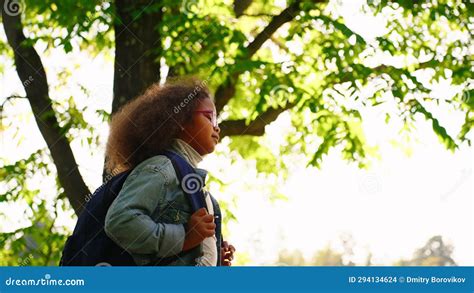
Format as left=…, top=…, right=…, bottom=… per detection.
left=180, top=97, right=220, bottom=155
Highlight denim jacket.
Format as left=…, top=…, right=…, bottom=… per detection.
left=104, top=143, right=222, bottom=266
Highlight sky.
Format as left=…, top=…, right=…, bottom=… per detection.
left=0, top=0, right=472, bottom=265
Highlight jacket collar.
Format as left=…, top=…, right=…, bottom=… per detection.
left=168, top=139, right=208, bottom=182
left=169, top=139, right=202, bottom=167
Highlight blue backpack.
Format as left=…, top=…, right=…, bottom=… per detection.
left=60, top=151, right=215, bottom=266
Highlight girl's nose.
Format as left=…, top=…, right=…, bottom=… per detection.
left=214, top=125, right=220, bottom=134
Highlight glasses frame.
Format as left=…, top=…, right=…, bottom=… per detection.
left=194, top=110, right=218, bottom=128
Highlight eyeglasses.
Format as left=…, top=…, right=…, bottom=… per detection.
left=194, top=110, right=218, bottom=128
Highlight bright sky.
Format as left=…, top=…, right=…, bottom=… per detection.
left=0, top=0, right=472, bottom=265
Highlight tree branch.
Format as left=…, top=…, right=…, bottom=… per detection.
left=270, top=35, right=290, bottom=53
left=1, top=95, right=26, bottom=107
left=240, top=13, right=276, bottom=17
left=246, top=1, right=302, bottom=57
left=215, top=0, right=303, bottom=113
left=233, top=0, right=253, bottom=17
left=219, top=102, right=295, bottom=137
left=2, top=1, right=90, bottom=216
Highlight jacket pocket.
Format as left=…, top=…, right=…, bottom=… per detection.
left=155, top=200, right=192, bottom=224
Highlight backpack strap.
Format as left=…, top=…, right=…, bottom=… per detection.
left=160, top=150, right=207, bottom=211
left=164, top=151, right=224, bottom=266
left=146, top=150, right=207, bottom=266
left=210, top=195, right=222, bottom=266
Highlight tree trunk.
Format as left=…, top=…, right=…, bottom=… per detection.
left=2, top=1, right=90, bottom=216
left=112, top=0, right=164, bottom=113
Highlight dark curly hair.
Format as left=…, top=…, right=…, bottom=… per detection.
left=105, top=77, right=211, bottom=173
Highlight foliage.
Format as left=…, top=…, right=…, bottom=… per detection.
left=395, top=235, right=457, bottom=266
left=0, top=0, right=472, bottom=265
left=0, top=149, right=73, bottom=265
left=275, top=235, right=456, bottom=266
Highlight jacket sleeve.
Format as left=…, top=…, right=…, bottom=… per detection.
left=104, top=163, right=185, bottom=258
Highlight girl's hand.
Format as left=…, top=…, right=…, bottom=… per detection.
left=220, top=241, right=236, bottom=266
left=182, top=208, right=215, bottom=251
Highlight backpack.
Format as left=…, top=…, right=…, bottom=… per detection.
left=59, top=150, right=207, bottom=266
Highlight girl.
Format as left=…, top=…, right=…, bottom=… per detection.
left=104, top=78, right=235, bottom=266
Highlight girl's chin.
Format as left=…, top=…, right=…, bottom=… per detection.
left=198, top=144, right=216, bottom=156
left=207, top=144, right=217, bottom=154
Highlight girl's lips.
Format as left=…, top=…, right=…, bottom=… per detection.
left=212, top=135, right=219, bottom=142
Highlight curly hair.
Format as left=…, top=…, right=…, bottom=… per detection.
left=105, top=77, right=211, bottom=173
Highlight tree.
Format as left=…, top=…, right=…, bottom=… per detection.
left=275, top=235, right=457, bottom=266
left=276, top=249, right=307, bottom=266
left=275, top=235, right=355, bottom=266
left=0, top=0, right=472, bottom=265
left=395, top=235, right=457, bottom=266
